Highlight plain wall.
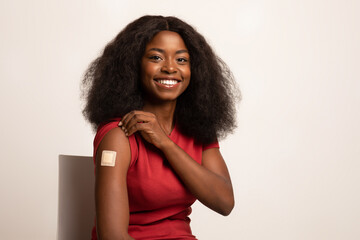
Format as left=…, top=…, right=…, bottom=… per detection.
left=1, top=0, right=359, bottom=239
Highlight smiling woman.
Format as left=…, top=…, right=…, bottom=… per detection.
left=140, top=31, right=191, bottom=104
left=81, top=15, right=239, bottom=240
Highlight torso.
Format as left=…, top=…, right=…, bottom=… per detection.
left=92, top=119, right=218, bottom=240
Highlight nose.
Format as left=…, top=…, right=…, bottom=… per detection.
left=161, top=59, right=177, bottom=74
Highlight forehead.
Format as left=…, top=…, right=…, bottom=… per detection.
left=145, top=31, right=188, bottom=51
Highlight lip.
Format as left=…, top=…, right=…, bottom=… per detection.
left=153, top=78, right=181, bottom=89
left=154, top=77, right=182, bottom=82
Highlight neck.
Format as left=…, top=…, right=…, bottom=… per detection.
left=142, top=100, right=177, bottom=134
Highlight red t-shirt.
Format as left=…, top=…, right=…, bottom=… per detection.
left=91, top=119, right=219, bottom=239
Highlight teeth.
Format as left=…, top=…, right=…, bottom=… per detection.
left=157, top=79, right=178, bottom=85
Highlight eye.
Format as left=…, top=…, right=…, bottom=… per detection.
left=177, top=57, right=189, bottom=63
left=149, top=55, right=162, bottom=61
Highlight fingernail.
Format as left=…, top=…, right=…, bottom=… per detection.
left=118, top=121, right=122, bottom=126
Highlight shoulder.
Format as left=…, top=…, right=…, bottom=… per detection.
left=96, top=124, right=130, bottom=157
left=95, top=124, right=132, bottom=170
left=94, top=119, right=128, bottom=155
left=203, top=141, right=220, bottom=151
left=94, top=119, right=138, bottom=167
left=94, top=119, right=122, bottom=150
left=99, top=127, right=129, bottom=150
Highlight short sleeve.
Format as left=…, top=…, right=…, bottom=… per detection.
left=202, top=141, right=220, bottom=151
left=93, top=118, right=138, bottom=167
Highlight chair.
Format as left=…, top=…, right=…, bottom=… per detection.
left=57, top=155, right=95, bottom=240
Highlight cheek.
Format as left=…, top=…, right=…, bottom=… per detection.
left=179, top=64, right=191, bottom=78
left=141, top=64, right=155, bottom=86
left=184, top=67, right=191, bottom=81
left=141, top=66, right=149, bottom=80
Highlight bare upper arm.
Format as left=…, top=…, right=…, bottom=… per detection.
left=95, top=126, right=131, bottom=174
left=202, top=148, right=232, bottom=183
left=95, top=127, right=132, bottom=238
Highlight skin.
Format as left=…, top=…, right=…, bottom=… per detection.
left=95, top=31, right=234, bottom=240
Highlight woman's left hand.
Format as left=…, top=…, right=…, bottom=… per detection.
left=119, top=110, right=172, bottom=149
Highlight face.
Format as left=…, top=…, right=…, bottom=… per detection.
left=140, top=31, right=191, bottom=103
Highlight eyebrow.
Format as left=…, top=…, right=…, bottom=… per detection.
left=148, top=48, right=189, bottom=54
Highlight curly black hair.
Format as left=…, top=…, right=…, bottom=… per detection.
left=82, top=15, right=240, bottom=144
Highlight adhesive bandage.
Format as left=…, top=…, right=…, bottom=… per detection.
left=101, top=150, right=116, bottom=167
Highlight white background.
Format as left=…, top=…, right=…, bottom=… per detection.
left=1, top=0, right=359, bottom=239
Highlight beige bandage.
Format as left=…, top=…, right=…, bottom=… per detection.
left=101, top=150, right=116, bottom=167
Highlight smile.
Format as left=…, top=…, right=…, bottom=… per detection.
left=154, top=78, right=181, bottom=88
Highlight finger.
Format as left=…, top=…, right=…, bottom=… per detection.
left=119, top=111, right=134, bottom=127
left=126, top=122, right=149, bottom=136
left=125, top=114, right=155, bottom=135
left=119, top=111, right=140, bottom=130
left=123, top=111, right=155, bottom=130
left=120, top=110, right=153, bottom=127
left=124, top=113, right=148, bottom=130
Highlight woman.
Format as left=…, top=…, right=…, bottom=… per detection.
left=82, top=15, right=239, bottom=240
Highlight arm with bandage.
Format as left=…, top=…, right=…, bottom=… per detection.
left=94, top=127, right=134, bottom=240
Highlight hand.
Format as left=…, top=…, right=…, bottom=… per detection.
left=119, top=110, right=172, bottom=149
